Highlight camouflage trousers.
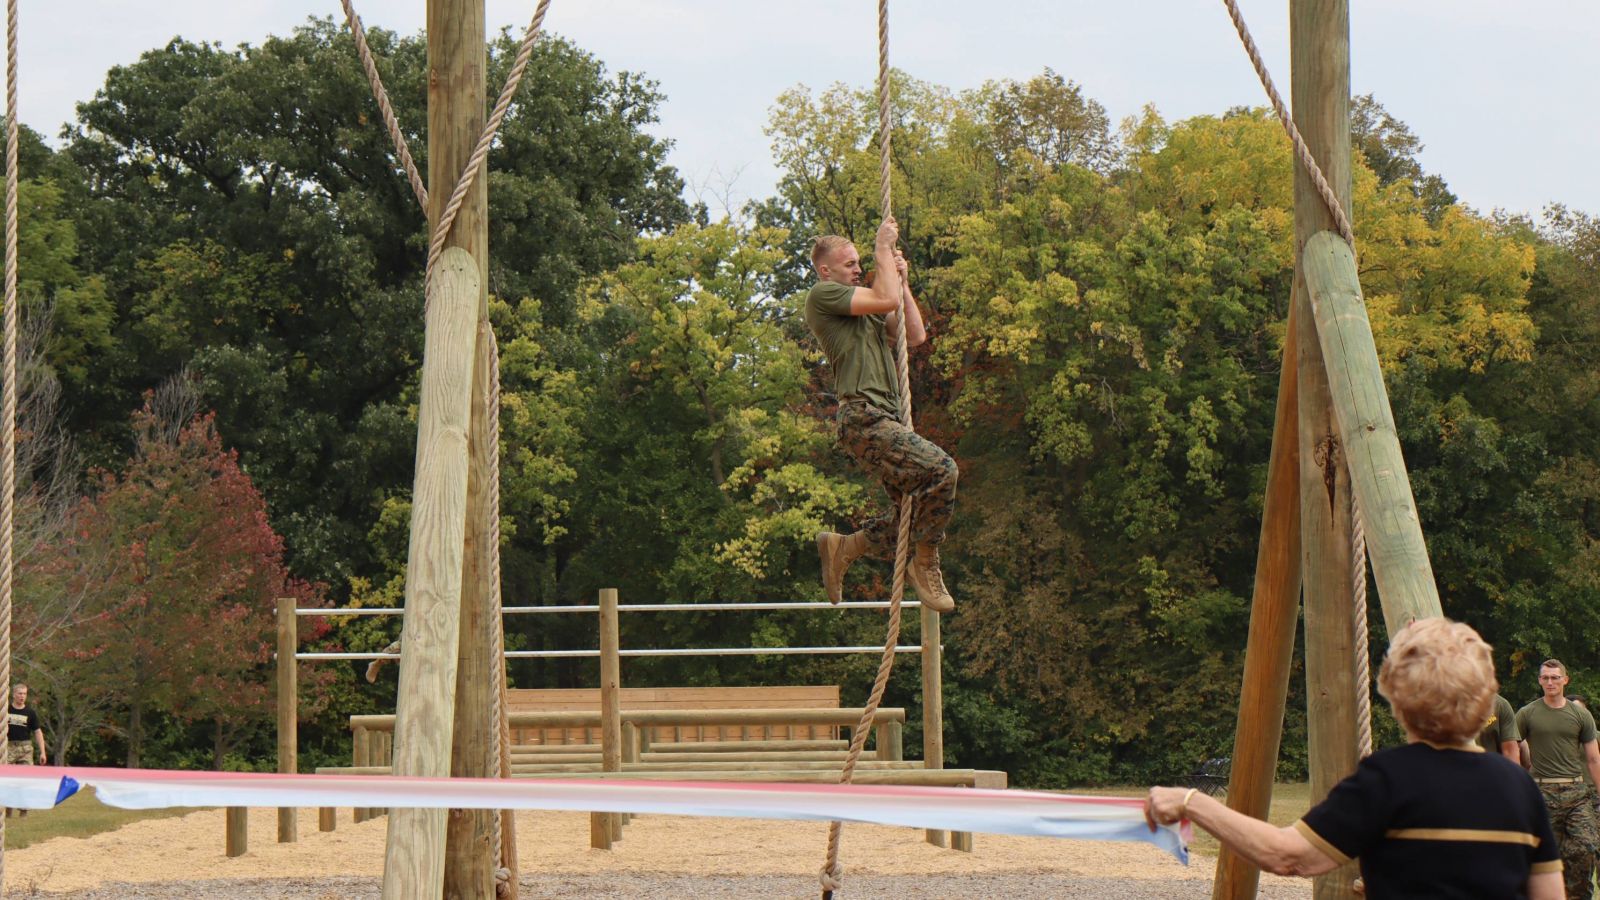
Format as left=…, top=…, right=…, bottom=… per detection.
left=5, top=742, right=32, bottom=765
left=1542, top=782, right=1599, bottom=900
left=836, top=399, right=958, bottom=559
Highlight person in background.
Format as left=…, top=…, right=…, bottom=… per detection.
left=6, top=683, right=47, bottom=819
left=1518, top=660, right=1600, bottom=899
left=1146, top=619, right=1561, bottom=899
left=1480, top=692, right=1523, bottom=761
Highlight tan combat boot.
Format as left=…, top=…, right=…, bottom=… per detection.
left=816, top=531, right=868, bottom=604
left=907, top=543, right=955, bottom=613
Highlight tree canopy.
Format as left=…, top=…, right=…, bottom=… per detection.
left=9, top=30, right=1598, bottom=784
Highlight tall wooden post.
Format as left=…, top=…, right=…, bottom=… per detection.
left=379, top=246, right=481, bottom=898
left=384, top=0, right=493, bottom=896
left=1300, top=233, right=1442, bottom=631
left=591, top=588, right=622, bottom=848
left=277, top=596, right=298, bottom=843
left=225, top=807, right=248, bottom=857
left=444, top=322, right=498, bottom=897
left=1292, top=2, right=1360, bottom=898
left=921, top=606, right=946, bottom=848
left=1212, top=297, right=1303, bottom=900
left=354, top=725, right=371, bottom=823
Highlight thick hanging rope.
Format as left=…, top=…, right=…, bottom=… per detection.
left=819, top=2, right=917, bottom=895
left=1, top=0, right=20, bottom=877
left=1220, top=0, right=1354, bottom=247
left=1352, top=513, right=1372, bottom=757
left=484, top=324, right=519, bottom=898
left=1221, top=0, right=1371, bottom=754
left=425, top=0, right=551, bottom=284
left=340, top=0, right=552, bottom=287
left=339, top=0, right=429, bottom=209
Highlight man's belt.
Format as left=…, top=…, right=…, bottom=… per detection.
left=1535, top=777, right=1584, bottom=784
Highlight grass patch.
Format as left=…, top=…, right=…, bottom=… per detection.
left=1073, top=783, right=1313, bottom=857
left=4, top=787, right=202, bottom=850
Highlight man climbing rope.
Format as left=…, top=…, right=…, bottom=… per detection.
left=804, top=217, right=956, bottom=614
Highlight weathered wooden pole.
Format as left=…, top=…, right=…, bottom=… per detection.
left=444, top=322, right=499, bottom=898
left=1292, top=2, right=1360, bottom=898
left=433, top=0, right=495, bottom=891
left=921, top=606, right=946, bottom=849
left=591, top=588, right=623, bottom=849
left=1212, top=294, right=1304, bottom=900
left=277, top=595, right=298, bottom=843
left=379, top=247, right=482, bottom=899
left=1301, top=232, right=1442, bottom=631
left=354, top=724, right=372, bottom=824
left=225, top=806, right=248, bottom=857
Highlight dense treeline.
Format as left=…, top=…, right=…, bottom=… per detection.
left=9, top=22, right=1599, bottom=785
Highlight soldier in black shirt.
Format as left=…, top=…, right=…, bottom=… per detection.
left=6, top=682, right=47, bottom=818
left=6, top=683, right=45, bottom=764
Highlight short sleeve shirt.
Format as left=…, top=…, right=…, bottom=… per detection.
left=6, top=704, right=39, bottom=742
left=803, top=281, right=901, bottom=418
left=1478, top=694, right=1521, bottom=752
left=1516, top=699, right=1596, bottom=780
left=1295, top=743, right=1560, bottom=898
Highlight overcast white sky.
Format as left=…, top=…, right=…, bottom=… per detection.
left=10, top=1, right=1597, bottom=219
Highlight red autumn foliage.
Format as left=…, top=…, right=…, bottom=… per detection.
left=34, top=398, right=332, bottom=767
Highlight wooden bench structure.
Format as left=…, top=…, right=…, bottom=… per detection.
left=505, top=685, right=845, bottom=745
left=283, top=590, right=992, bottom=859
left=329, top=704, right=996, bottom=851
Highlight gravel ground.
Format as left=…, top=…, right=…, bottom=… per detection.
left=5, top=806, right=1313, bottom=898
left=29, top=873, right=1313, bottom=899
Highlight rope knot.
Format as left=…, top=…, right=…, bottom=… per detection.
left=819, top=862, right=844, bottom=893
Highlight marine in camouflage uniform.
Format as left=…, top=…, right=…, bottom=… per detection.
left=1517, top=659, right=1599, bottom=899
left=803, top=222, right=956, bottom=613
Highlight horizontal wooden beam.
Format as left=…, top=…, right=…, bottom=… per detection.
left=317, top=766, right=1004, bottom=787
left=507, top=751, right=858, bottom=765
left=354, top=707, right=907, bottom=732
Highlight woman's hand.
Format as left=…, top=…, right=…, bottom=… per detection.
left=1144, top=786, right=1194, bottom=831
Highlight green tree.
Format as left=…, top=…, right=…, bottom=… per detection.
left=58, top=21, right=690, bottom=592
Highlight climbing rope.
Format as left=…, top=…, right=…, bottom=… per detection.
left=424, top=0, right=550, bottom=284
left=1, top=0, right=20, bottom=877
left=819, top=2, right=918, bottom=896
left=340, top=0, right=552, bottom=287
left=485, top=323, right=519, bottom=898
left=339, top=0, right=428, bottom=209
left=1220, top=0, right=1354, bottom=247
left=1353, top=513, right=1372, bottom=757
left=1221, top=0, right=1371, bottom=754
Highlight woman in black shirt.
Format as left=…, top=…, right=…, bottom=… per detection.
left=1145, top=618, right=1561, bottom=900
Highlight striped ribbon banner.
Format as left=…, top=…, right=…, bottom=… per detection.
left=0, top=765, right=1188, bottom=862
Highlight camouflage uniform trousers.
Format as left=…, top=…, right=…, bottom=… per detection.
left=836, top=399, right=958, bottom=560
left=4, top=742, right=32, bottom=765
left=1542, top=782, right=1599, bottom=900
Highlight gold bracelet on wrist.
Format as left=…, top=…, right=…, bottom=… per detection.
left=1180, top=788, right=1199, bottom=820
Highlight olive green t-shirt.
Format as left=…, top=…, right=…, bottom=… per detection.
left=1477, top=694, right=1521, bottom=753
left=803, top=281, right=900, bottom=418
left=1515, top=698, right=1597, bottom=780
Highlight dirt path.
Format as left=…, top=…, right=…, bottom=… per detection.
left=5, top=806, right=1312, bottom=898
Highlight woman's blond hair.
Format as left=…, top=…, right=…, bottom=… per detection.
left=1376, top=617, right=1497, bottom=745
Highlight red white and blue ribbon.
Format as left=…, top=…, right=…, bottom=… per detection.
left=0, top=765, right=1188, bottom=863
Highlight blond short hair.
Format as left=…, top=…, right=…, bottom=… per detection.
left=1376, top=618, right=1496, bottom=745
left=811, top=235, right=853, bottom=271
